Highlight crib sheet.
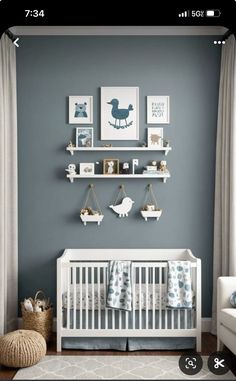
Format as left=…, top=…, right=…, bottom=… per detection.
left=62, top=284, right=167, bottom=310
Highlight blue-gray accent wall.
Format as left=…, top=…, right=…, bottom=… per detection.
left=17, top=36, right=221, bottom=317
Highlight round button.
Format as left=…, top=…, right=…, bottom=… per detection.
left=207, top=351, right=231, bottom=376
left=179, top=353, right=203, bottom=375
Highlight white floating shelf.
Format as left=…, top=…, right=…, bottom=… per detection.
left=66, top=146, right=172, bottom=156
left=67, top=173, right=171, bottom=183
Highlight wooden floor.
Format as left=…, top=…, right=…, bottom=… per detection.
left=0, top=333, right=235, bottom=380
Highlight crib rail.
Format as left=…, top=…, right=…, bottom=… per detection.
left=57, top=261, right=200, bottom=344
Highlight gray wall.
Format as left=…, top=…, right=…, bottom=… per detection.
left=17, top=36, right=221, bottom=317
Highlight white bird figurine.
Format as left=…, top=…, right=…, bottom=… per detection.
left=109, top=197, right=134, bottom=217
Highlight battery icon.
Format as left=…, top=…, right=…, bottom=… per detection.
left=206, top=9, right=221, bottom=17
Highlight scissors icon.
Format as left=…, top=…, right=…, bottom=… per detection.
left=214, top=358, right=225, bottom=369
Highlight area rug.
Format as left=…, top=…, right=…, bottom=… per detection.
left=13, top=355, right=235, bottom=379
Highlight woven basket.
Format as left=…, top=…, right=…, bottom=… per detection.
left=0, top=330, right=46, bottom=368
left=21, top=291, right=53, bottom=342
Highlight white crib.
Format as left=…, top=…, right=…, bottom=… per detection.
left=57, top=249, right=201, bottom=352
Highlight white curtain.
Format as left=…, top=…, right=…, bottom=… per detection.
left=0, top=33, right=18, bottom=334
left=211, top=35, right=236, bottom=334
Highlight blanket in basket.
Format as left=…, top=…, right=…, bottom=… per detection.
left=106, top=260, right=132, bottom=311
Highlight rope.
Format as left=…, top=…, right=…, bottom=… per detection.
left=91, top=186, right=102, bottom=214
left=114, top=184, right=127, bottom=205
left=83, top=187, right=91, bottom=209
left=143, top=184, right=158, bottom=209
left=83, top=184, right=102, bottom=214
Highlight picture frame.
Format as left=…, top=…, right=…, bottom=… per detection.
left=69, top=96, right=93, bottom=124
left=76, top=127, right=93, bottom=148
left=103, top=159, right=119, bottom=175
left=147, top=96, right=170, bottom=124
left=147, top=128, right=164, bottom=148
left=101, top=87, right=139, bottom=140
left=79, top=163, right=95, bottom=176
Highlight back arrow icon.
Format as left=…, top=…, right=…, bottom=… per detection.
left=13, top=38, right=19, bottom=47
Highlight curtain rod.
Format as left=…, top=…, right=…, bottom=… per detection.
left=5, top=29, right=16, bottom=42
left=222, top=30, right=233, bottom=40
left=4, top=27, right=233, bottom=41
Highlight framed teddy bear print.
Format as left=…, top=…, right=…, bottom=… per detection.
left=69, top=96, right=93, bottom=124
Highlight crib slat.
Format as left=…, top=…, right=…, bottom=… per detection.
left=85, top=267, right=88, bottom=330
left=171, top=309, right=174, bottom=329
left=146, top=267, right=148, bottom=329
left=112, top=310, right=115, bottom=330
left=184, top=308, right=187, bottom=329
left=164, top=268, right=168, bottom=329
left=159, top=267, right=162, bottom=329
left=133, top=267, right=136, bottom=329
left=125, top=311, right=128, bottom=329
left=98, top=268, right=101, bottom=330
left=67, top=267, right=70, bottom=329
left=91, top=267, right=94, bottom=330
left=178, top=309, right=180, bottom=329
left=119, top=310, right=122, bottom=329
left=80, top=267, right=82, bottom=329
left=139, top=267, right=142, bottom=329
left=104, top=267, right=108, bottom=330
left=165, top=309, right=168, bottom=329
left=152, top=267, right=155, bottom=329
left=73, top=267, right=76, bottom=329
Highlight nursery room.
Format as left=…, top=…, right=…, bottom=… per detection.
left=0, top=24, right=236, bottom=380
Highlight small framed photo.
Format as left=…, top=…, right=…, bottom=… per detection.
left=69, top=96, right=93, bottom=124
left=147, top=128, right=163, bottom=148
left=80, top=163, right=95, bottom=176
left=76, top=127, right=93, bottom=148
left=147, top=96, right=170, bottom=124
left=103, top=159, right=119, bottom=175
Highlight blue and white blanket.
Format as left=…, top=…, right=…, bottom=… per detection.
left=106, top=261, right=132, bottom=311
left=167, top=261, right=193, bottom=308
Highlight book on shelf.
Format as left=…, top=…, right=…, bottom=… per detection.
left=143, top=170, right=159, bottom=174
left=144, top=165, right=157, bottom=171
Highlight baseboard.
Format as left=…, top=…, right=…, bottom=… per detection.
left=18, top=317, right=212, bottom=333
left=202, top=318, right=212, bottom=332
left=7, top=318, right=18, bottom=332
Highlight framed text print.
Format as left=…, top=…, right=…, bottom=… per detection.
left=101, top=87, right=139, bottom=140
left=69, top=96, right=93, bottom=124
left=147, top=96, right=170, bottom=124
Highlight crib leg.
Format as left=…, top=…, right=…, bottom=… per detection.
left=57, top=334, right=62, bottom=352
left=196, top=333, right=202, bottom=353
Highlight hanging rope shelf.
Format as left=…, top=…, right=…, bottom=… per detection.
left=80, top=184, right=104, bottom=226
left=140, top=184, right=162, bottom=221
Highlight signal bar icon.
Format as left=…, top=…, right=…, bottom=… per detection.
left=178, top=10, right=189, bottom=17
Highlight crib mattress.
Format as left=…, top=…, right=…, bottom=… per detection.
left=62, top=284, right=167, bottom=310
